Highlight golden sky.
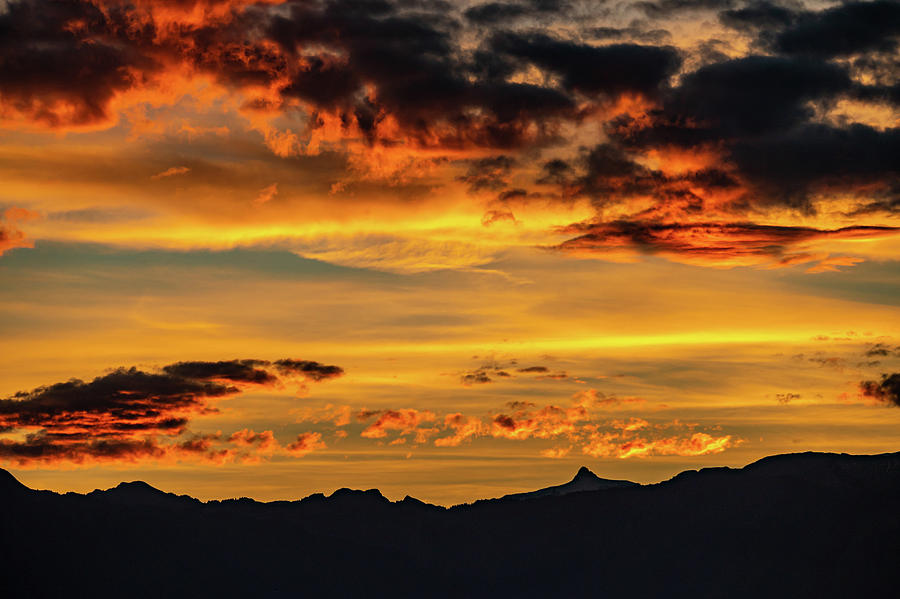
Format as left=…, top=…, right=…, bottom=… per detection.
left=1, top=0, right=899, bottom=505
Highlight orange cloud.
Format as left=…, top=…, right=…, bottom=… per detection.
left=359, top=409, right=437, bottom=441
left=151, top=166, right=191, bottom=180
left=228, top=429, right=278, bottom=452
left=253, top=183, right=279, bottom=205
left=433, top=413, right=485, bottom=447
left=0, top=207, right=39, bottom=256
left=583, top=431, right=733, bottom=459
left=286, top=432, right=326, bottom=455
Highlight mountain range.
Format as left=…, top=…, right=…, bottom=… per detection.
left=2, top=451, right=898, bottom=597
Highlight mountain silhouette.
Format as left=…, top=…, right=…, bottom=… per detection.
left=1, top=451, right=898, bottom=598
left=498, top=465, right=638, bottom=501
left=87, top=480, right=201, bottom=507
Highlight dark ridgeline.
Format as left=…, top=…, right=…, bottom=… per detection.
left=1, top=452, right=898, bottom=598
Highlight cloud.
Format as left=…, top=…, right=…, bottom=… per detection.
left=162, top=360, right=279, bottom=385
left=771, top=1, right=900, bottom=58
left=286, top=432, right=326, bottom=455
left=517, top=366, right=549, bottom=373
left=0, top=357, right=343, bottom=465
left=636, top=0, right=735, bottom=18
left=776, top=393, right=800, bottom=405
left=0, top=367, right=234, bottom=437
left=0, top=207, right=38, bottom=256
left=273, top=359, right=345, bottom=382
left=359, top=409, right=437, bottom=441
left=253, top=183, right=279, bottom=205
left=295, top=387, right=727, bottom=458
left=859, top=373, right=900, bottom=407
left=488, top=32, right=681, bottom=98
left=582, top=430, right=732, bottom=458
left=464, top=2, right=531, bottom=24
left=228, top=429, right=278, bottom=451
left=0, top=0, right=160, bottom=128
left=555, top=221, right=898, bottom=269
left=151, top=166, right=190, bottom=180
left=433, top=413, right=485, bottom=447
left=864, top=343, right=900, bottom=358
left=457, top=155, right=516, bottom=192
left=719, top=2, right=803, bottom=34
left=728, top=124, right=900, bottom=204
left=463, top=0, right=567, bottom=25
left=0, top=0, right=896, bottom=274
left=460, top=364, right=515, bottom=385
left=459, top=358, right=571, bottom=386
left=540, top=446, right=571, bottom=458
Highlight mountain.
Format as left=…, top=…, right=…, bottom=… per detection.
left=1, top=451, right=898, bottom=598
left=0, top=466, right=28, bottom=494
left=87, top=480, right=201, bottom=508
left=498, top=465, right=638, bottom=501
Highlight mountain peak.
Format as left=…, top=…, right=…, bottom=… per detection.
left=113, top=480, right=162, bottom=493
left=499, top=467, right=638, bottom=501
left=93, top=479, right=198, bottom=507
left=572, top=466, right=598, bottom=482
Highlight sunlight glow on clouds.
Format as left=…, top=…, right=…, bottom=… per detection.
left=1, top=0, right=898, bottom=503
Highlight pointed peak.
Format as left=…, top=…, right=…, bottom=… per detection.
left=573, top=466, right=598, bottom=481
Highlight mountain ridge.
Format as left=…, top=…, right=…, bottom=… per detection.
left=2, top=450, right=898, bottom=506
left=1, top=450, right=898, bottom=598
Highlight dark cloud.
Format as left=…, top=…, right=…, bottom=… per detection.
left=776, top=393, right=800, bottom=404
left=589, top=26, right=672, bottom=44
left=864, top=343, right=900, bottom=358
left=729, top=124, right=900, bottom=204
left=464, top=2, right=531, bottom=23
left=265, top=0, right=578, bottom=148
left=457, top=156, right=517, bottom=192
left=0, top=38, right=140, bottom=127
left=460, top=362, right=517, bottom=385
left=859, top=373, right=900, bottom=407
left=274, top=359, right=345, bottom=381
left=556, top=221, right=899, bottom=261
left=493, top=414, right=517, bottom=430
left=461, top=369, right=495, bottom=385
left=0, top=358, right=343, bottom=464
left=517, top=366, right=549, bottom=373
left=464, top=0, right=567, bottom=24
left=636, top=0, right=736, bottom=18
left=0, top=435, right=168, bottom=462
left=719, top=1, right=802, bottom=33
left=506, top=400, right=536, bottom=409
left=654, top=56, right=853, bottom=140
left=1, top=0, right=897, bottom=273
left=489, top=32, right=682, bottom=97
left=0, top=0, right=171, bottom=127
left=593, top=52, right=900, bottom=220
left=537, top=159, right=573, bottom=185
left=772, top=1, right=900, bottom=58
left=162, top=360, right=278, bottom=384
left=0, top=367, right=233, bottom=437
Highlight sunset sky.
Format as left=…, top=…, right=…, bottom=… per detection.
left=1, top=0, right=898, bottom=505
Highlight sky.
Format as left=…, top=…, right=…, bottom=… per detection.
left=1, top=0, right=899, bottom=505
